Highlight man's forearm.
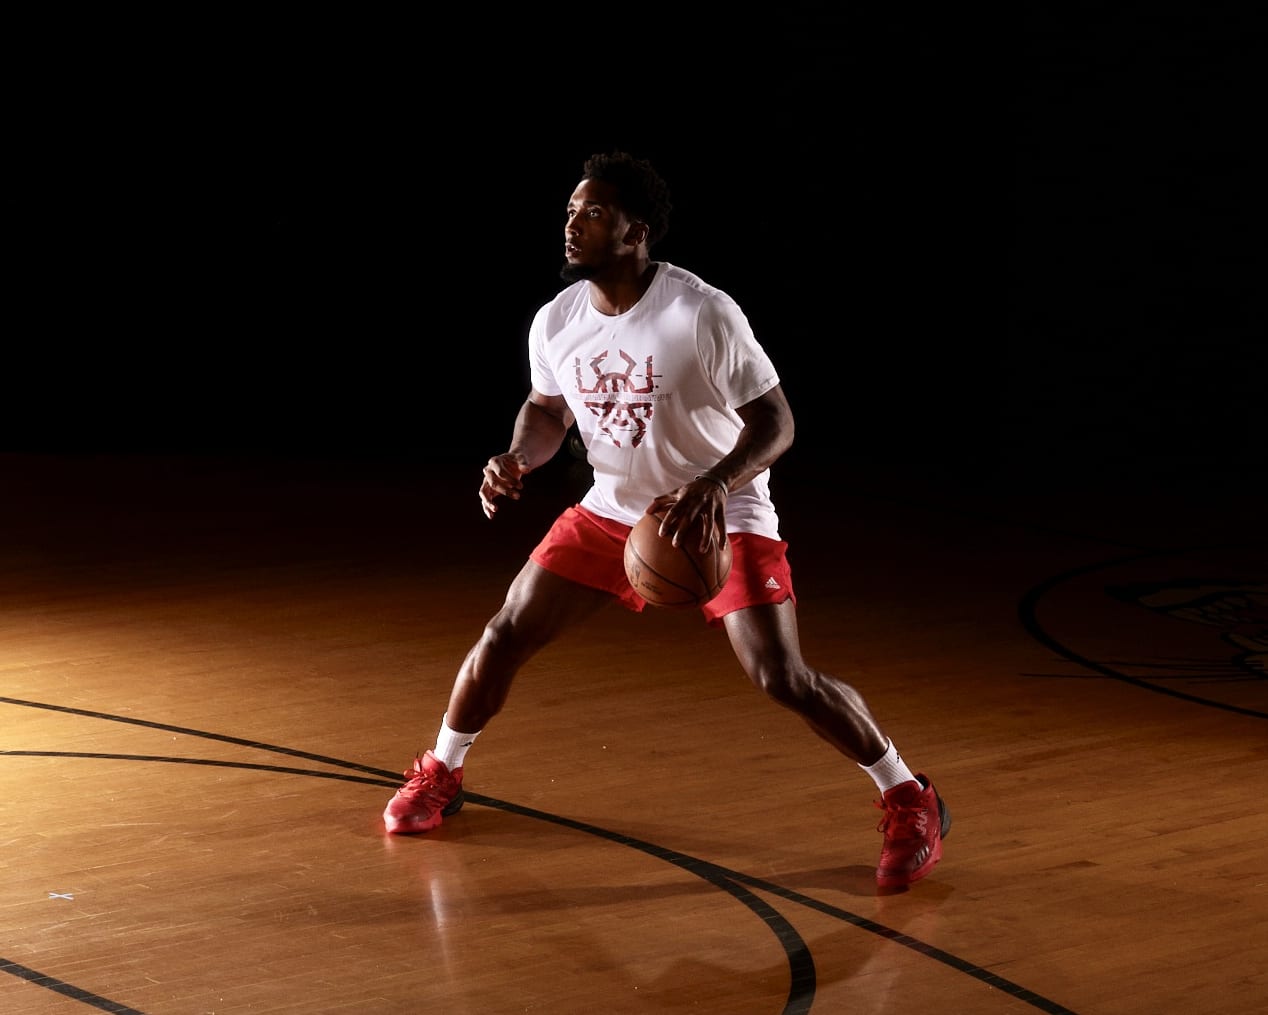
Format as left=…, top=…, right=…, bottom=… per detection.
left=507, top=398, right=570, bottom=470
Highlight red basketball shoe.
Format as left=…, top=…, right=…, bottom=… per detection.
left=383, top=751, right=464, bottom=834
left=874, top=775, right=950, bottom=887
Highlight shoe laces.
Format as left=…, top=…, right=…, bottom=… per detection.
left=875, top=796, right=930, bottom=840
left=398, top=759, right=453, bottom=803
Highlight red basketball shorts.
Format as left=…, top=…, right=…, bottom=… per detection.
left=529, top=505, right=796, bottom=625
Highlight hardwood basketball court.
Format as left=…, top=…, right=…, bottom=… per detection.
left=3, top=450, right=1265, bottom=1014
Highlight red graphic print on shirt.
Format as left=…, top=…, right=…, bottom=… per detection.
left=574, top=350, right=659, bottom=448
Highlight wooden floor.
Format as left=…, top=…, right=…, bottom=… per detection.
left=2, top=449, right=1266, bottom=1015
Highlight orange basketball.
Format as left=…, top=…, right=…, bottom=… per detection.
left=623, top=509, right=733, bottom=608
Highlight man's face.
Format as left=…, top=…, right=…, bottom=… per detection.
left=560, top=178, right=636, bottom=283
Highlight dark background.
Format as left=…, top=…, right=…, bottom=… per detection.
left=8, top=8, right=1264, bottom=488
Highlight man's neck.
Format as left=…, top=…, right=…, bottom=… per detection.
left=588, top=260, right=657, bottom=316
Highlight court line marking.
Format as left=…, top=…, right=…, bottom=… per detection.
left=4, top=693, right=1078, bottom=1015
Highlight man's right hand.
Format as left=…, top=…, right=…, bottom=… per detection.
left=479, top=453, right=531, bottom=519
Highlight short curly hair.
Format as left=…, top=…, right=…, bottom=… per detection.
left=581, top=151, right=673, bottom=249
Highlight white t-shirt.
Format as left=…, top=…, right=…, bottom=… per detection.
left=528, top=262, right=783, bottom=539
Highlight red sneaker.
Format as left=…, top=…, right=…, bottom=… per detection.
left=874, top=775, right=950, bottom=887
left=383, top=751, right=465, bottom=834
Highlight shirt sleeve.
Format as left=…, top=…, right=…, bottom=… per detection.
left=527, top=303, right=563, bottom=396
left=697, top=293, right=781, bottom=408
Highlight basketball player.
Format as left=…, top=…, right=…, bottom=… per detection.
left=383, top=152, right=950, bottom=887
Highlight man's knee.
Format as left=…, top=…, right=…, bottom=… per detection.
left=747, top=659, right=805, bottom=705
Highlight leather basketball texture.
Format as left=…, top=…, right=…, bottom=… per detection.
left=623, top=510, right=733, bottom=608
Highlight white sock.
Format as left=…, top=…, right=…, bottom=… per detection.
left=433, top=715, right=480, bottom=772
left=859, top=739, right=918, bottom=794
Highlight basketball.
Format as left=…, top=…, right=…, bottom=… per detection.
left=623, top=509, right=733, bottom=608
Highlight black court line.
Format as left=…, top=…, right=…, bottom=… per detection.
left=0, top=697, right=390, bottom=776
left=3, top=696, right=1080, bottom=1015
left=0, top=956, right=145, bottom=1014
left=465, top=792, right=1079, bottom=1015
left=1018, top=550, right=1268, bottom=721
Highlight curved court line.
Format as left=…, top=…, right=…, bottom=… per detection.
left=0, top=696, right=388, bottom=776
left=466, top=793, right=1078, bottom=1015
left=3, top=695, right=1079, bottom=1015
left=5, top=748, right=817, bottom=1013
left=1018, top=551, right=1268, bottom=720
left=4, top=750, right=1074, bottom=1015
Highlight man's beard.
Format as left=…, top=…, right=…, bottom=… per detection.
left=559, top=261, right=597, bottom=284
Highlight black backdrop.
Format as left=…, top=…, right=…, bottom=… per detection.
left=9, top=8, right=1264, bottom=486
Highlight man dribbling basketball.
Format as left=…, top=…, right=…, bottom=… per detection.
left=382, top=151, right=950, bottom=888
